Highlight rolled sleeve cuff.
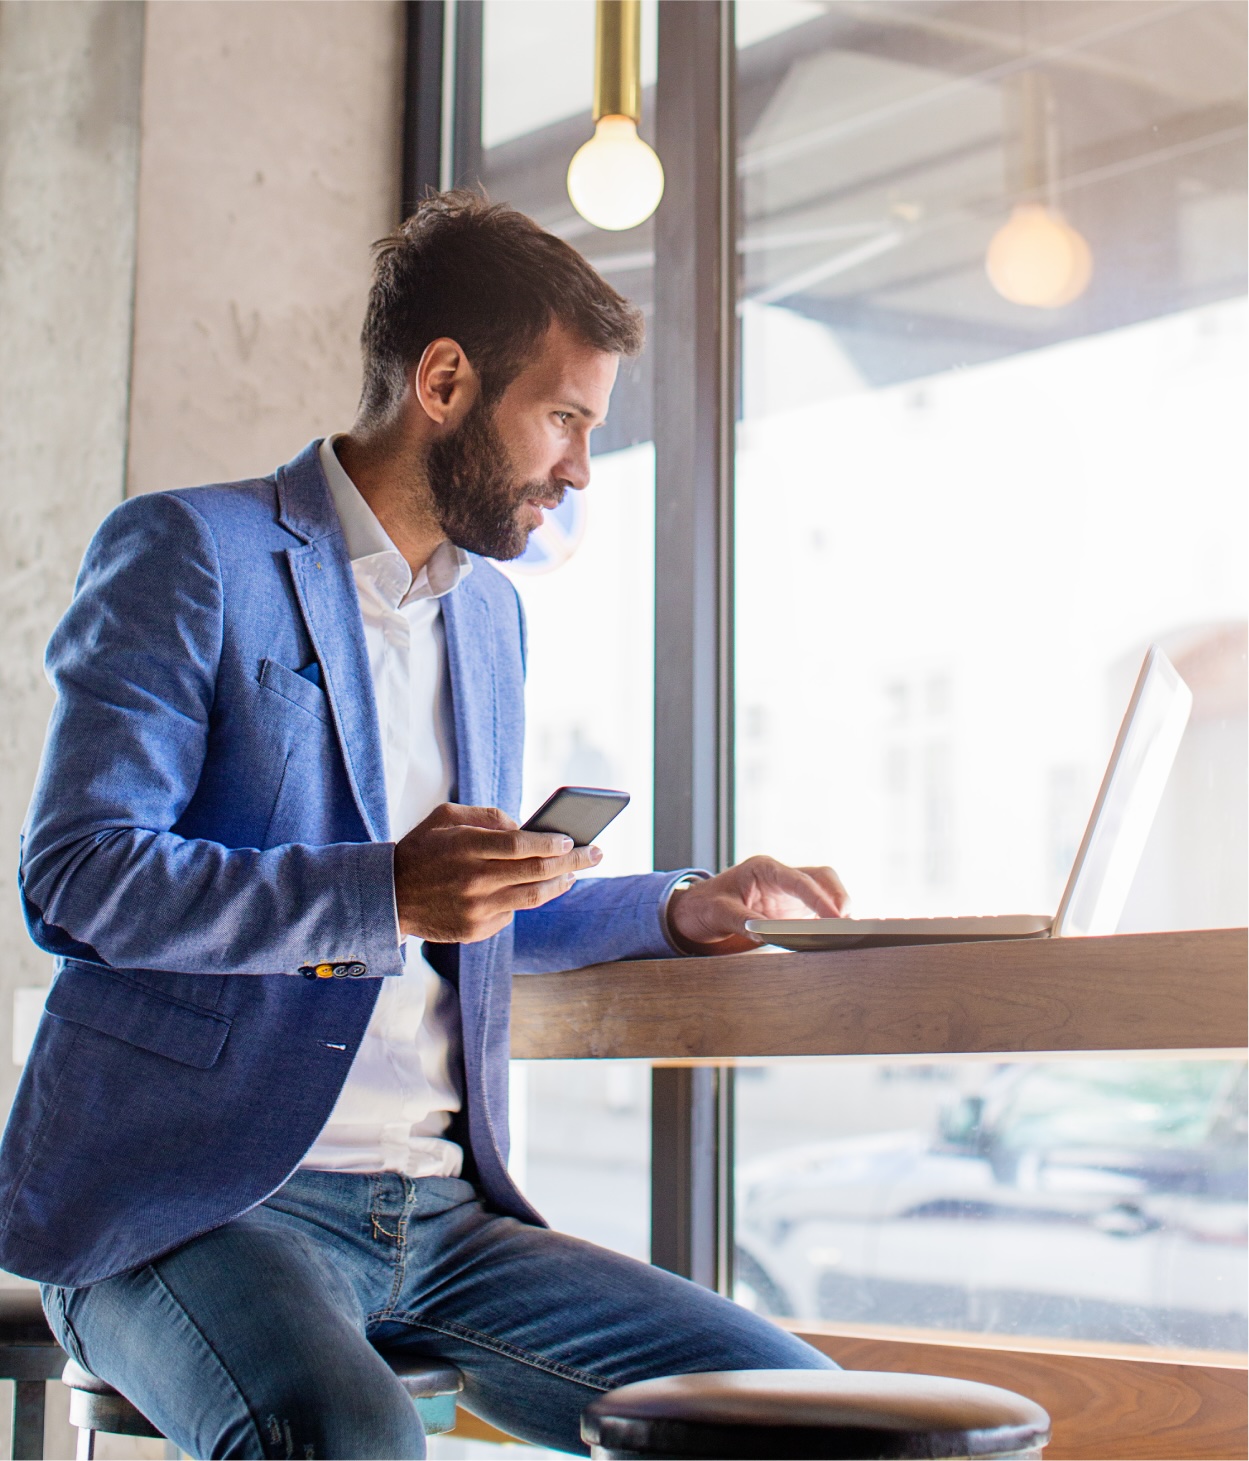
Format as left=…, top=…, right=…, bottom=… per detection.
left=348, top=839, right=407, bottom=979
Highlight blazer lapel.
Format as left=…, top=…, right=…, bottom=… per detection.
left=441, top=578, right=499, bottom=1045
left=441, top=579, right=496, bottom=812
left=277, top=446, right=389, bottom=842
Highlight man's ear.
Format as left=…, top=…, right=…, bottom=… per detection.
left=413, top=337, right=479, bottom=427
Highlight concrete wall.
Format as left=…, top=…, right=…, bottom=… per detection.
left=0, top=0, right=145, bottom=1112
left=0, top=0, right=403, bottom=1066
left=0, top=0, right=403, bottom=1338
left=127, top=0, right=404, bottom=494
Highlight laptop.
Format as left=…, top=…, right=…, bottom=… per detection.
left=745, top=645, right=1193, bottom=952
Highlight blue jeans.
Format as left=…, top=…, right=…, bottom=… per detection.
left=43, top=1169, right=833, bottom=1458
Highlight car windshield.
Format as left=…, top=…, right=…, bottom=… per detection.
left=993, top=1062, right=1239, bottom=1151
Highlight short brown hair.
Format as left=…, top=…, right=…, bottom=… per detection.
left=359, top=191, right=644, bottom=422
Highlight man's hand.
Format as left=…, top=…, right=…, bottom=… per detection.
left=667, top=855, right=848, bottom=956
left=394, top=802, right=601, bottom=943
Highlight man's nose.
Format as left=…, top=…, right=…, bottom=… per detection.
left=557, top=438, right=592, bottom=492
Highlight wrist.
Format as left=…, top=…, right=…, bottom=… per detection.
left=663, top=870, right=759, bottom=952
left=663, top=872, right=756, bottom=957
left=661, top=873, right=709, bottom=955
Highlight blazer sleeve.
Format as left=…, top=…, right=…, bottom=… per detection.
left=18, top=492, right=403, bottom=979
left=510, top=868, right=700, bottom=973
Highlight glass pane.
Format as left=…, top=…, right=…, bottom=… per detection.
left=733, top=0, right=1247, bottom=929
left=733, top=1, right=1247, bottom=1350
left=735, top=1058, right=1248, bottom=1352
left=477, top=0, right=659, bottom=1255
left=510, top=1060, right=651, bottom=1260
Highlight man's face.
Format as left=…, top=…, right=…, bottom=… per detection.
left=426, top=320, right=618, bottom=560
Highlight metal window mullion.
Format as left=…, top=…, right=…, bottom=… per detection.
left=452, top=0, right=484, bottom=187
left=401, top=1, right=446, bottom=216
left=651, top=0, right=737, bottom=1295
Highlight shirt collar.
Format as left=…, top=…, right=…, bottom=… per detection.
left=319, top=434, right=472, bottom=605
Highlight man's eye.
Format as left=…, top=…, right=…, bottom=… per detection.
left=555, top=412, right=573, bottom=424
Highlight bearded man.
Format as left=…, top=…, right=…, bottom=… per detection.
left=3, top=194, right=846, bottom=1459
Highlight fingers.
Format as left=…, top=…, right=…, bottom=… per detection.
left=456, top=869, right=581, bottom=942
left=418, top=807, right=587, bottom=864
left=499, top=870, right=579, bottom=914
left=438, top=818, right=590, bottom=859
left=428, top=802, right=519, bottom=832
left=509, top=845, right=602, bottom=882
left=751, top=859, right=845, bottom=918
left=442, top=827, right=600, bottom=871
left=797, top=864, right=850, bottom=916
left=483, top=828, right=591, bottom=861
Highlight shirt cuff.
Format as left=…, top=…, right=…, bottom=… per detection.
left=661, top=870, right=713, bottom=955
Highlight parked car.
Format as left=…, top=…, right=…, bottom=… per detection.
left=734, top=1060, right=1248, bottom=1351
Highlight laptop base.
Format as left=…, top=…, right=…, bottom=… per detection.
left=746, top=915, right=1053, bottom=952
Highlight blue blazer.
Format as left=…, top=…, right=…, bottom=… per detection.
left=1, top=442, right=688, bottom=1287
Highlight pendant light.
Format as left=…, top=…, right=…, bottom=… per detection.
left=567, top=0, right=664, bottom=232
left=986, top=65, right=1092, bottom=309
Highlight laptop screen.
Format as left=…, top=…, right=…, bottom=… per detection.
left=1053, top=646, right=1193, bottom=938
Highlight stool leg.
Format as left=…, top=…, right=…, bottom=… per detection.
left=74, top=1424, right=95, bottom=1461
left=12, top=1380, right=45, bottom=1460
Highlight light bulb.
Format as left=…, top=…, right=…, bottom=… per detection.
left=567, top=115, right=664, bottom=232
left=986, top=202, right=1093, bottom=308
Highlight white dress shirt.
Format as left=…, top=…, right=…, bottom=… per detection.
left=301, top=435, right=473, bottom=1178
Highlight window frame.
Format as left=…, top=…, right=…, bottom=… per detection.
left=419, top=0, right=742, bottom=1292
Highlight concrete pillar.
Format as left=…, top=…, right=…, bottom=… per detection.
left=126, top=0, right=404, bottom=494
left=0, top=0, right=145, bottom=1115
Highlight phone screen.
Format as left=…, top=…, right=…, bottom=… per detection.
left=521, top=786, right=630, bottom=847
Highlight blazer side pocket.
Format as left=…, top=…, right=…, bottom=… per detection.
left=44, top=966, right=232, bottom=1069
left=258, top=657, right=329, bottom=721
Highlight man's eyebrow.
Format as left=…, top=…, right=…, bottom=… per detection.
left=557, top=399, right=604, bottom=424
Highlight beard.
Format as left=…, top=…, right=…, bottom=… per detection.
left=425, top=397, right=563, bottom=560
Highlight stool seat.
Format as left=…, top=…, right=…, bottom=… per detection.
left=63, top=1360, right=163, bottom=1442
left=581, top=1370, right=1052, bottom=1460
left=62, top=1351, right=466, bottom=1457
left=384, top=1352, right=464, bottom=1400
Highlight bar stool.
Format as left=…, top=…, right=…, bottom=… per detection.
left=581, top=1370, right=1051, bottom=1459
left=0, top=1289, right=69, bottom=1460
left=63, top=1353, right=465, bottom=1460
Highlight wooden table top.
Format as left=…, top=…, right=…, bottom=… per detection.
left=510, top=927, right=1248, bottom=1061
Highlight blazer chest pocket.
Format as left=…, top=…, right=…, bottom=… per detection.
left=258, top=657, right=329, bottom=722
left=44, top=966, right=231, bottom=1069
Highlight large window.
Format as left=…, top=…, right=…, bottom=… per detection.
left=731, top=0, right=1246, bottom=1349
left=455, top=0, right=1247, bottom=1357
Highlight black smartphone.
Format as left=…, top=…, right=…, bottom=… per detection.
left=521, top=786, right=630, bottom=847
